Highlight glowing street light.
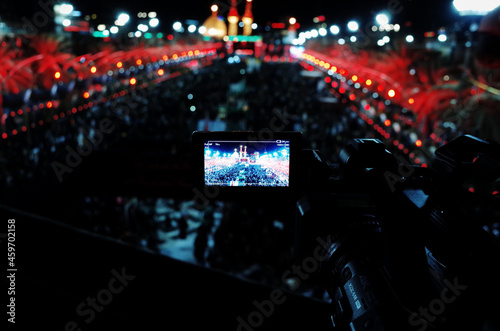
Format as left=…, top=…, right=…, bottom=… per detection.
left=138, top=24, right=149, bottom=32
left=57, top=4, right=74, bottom=15
left=318, top=27, right=327, bottom=36
left=375, top=13, right=390, bottom=26
left=453, top=0, right=500, bottom=16
left=149, top=18, right=159, bottom=27
left=115, top=13, right=130, bottom=26
left=173, top=21, right=182, bottom=31
left=406, top=35, right=414, bottom=43
left=330, top=25, right=340, bottom=35
left=188, top=24, right=197, bottom=33
left=347, top=20, right=359, bottom=32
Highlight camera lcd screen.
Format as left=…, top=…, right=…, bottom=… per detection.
left=204, top=139, right=291, bottom=187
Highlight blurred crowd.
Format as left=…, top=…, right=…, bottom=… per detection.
left=1, top=54, right=499, bottom=296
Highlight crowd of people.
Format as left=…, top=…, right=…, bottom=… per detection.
left=205, top=162, right=288, bottom=187
left=2, top=49, right=498, bottom=297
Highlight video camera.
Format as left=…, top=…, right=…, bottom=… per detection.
left=192, top=131, right=500, bottom=330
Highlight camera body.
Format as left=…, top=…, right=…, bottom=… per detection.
left=192, top=131, right=500, bottom=330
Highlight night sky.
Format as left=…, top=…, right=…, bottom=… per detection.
left=4, top=0, right=459, bottom=31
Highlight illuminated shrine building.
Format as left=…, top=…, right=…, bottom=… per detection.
left=202, top=5, right=227, bottom=39
left=228, top=0, right=239, bottom=36
left=242, top=0, right=254, bottom=36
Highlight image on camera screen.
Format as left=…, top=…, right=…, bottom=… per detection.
left=204, top=139, right=290, bottom=187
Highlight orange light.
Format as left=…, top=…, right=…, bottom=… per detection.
left=129, top=78, right=137, bottom=85
left=136, top=59, right=142, bottom=65
left=117, top=61, right=123, bottom=68
left=83, top=92, right=90, bottom=99
left=162, top=55, right=168, bottom=61
left=90, top=66, right=97, bottom=73
left=54, top=71, right=61, bottom=79
left=408, top=98, right=415, bottom=104
left=188, top=50, right=193, bottom=56
left=384, top=119, right=391, bottom=126
left=172, top=54, right=178, bottom=60
left=47, top=101, right=53, bottom=108
left=365, top=79, right=372, bottom=86
left=387, top=89, right=396, bottom=98
left=194, top=50, right=200, bottom=56
left=352, top=75, right=358, bottom=82
left=331, top=66, right=337, bottom=73
left=157, top=69, right=165, bottom=76
left=415, top=139, right=422, bottom=147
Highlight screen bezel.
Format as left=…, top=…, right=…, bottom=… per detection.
left=192, top=131, right=302, bottom=196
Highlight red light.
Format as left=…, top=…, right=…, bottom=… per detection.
left=53, top=115, right=58, bottom=120
left=157, top=69, right=165, bottom=76
left=83, top=92, right=90, bottom=99
left=116, top=62, right=123, bottom=68
left=364, top=104, right=370, bottom=111
left=90, top=66, right=97, bottom=73
left=393, top=140, right=399, bottom=146
left=47, top=101, right=53, bottom=108
left=54, top=71, right=61, bottom=79
left=388, top=89, right=396, bottom=98
left=415, top=139, right=422, bottom=147
left=331, top=81, right=338, bottom=88
left=167, top=34, right=174, bottom=40
left=492, top=191, right=499, bottom=196
left=151, top=56, right=157, bottom=62
left=339, top=87, right=345, bottom=94
left=129, top=78, right=137, bottom=85
left=415, top=158, right=421, bottom=164
left=325, top=77, right=331, bottom=83
left=365, top=79, right=372, bottom=86
left=10, top=111, right=15, bottom=117
left=424, top=31, right=435, bottom=38
left=1, top=133, right=7, bottom=139
left=421, top=163, right=428, bottom=168
left=384, top=119, right=391, bottom=126
left=398, top=144, right=404, bottom=150
left=136, top=59, right=142, bottom=65
left=468, top=187, right=475, bottom=193
left=377, top=85, right=384, bottom=92
left=349, top=94, right=356, bottom=101
left=12, top=129, right=17, bottom=135
left=271, top=23, right=286, bottom=29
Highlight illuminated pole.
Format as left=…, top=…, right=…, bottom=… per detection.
left=228, top=0, right=239, bottom=36
left=242, top=0, right=253, bottom=36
